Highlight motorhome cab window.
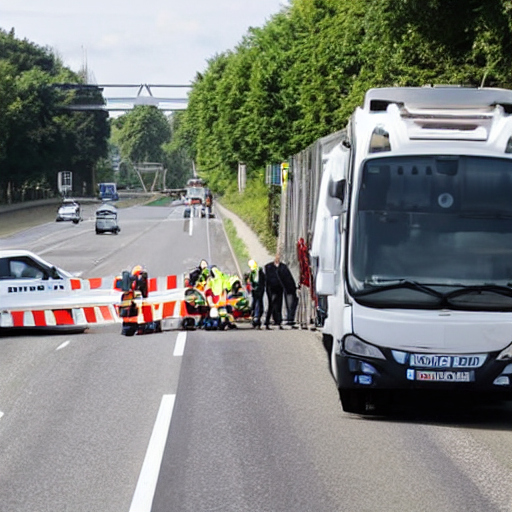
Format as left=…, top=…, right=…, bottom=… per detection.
left=349, top=155, right=512, bottom=310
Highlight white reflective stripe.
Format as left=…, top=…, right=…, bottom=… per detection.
left=156, top=277, right=166, bottom=292
left=152, top=303, right=163, bottom=321
left=45, top=310, right=57, bottom=326
left=73, top=308, right=88, bottom=325
left=24, top=311, right=35, bottom=327
left=0, top=312, right=13, bottom=328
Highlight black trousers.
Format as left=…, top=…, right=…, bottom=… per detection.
left=265, top=288, right=283, bottom=326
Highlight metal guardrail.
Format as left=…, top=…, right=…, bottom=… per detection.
left=0, top=198, right=61, bottom=214
left=277, top=130, right=345, bottom=328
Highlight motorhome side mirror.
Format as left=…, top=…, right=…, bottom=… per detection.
left=329, top=179, right=346, bottom=202
left=327, top=179, right=346, bottom=216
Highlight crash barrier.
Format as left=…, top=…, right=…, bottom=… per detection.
left=0, top=305, right=118, bottom=328
left=0, top=273, right=189, bottom=332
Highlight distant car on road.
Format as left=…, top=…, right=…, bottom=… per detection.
left=183, top=186, right=214, bottom=218
left=56, top=199, right=81, bottom=224
left=95, top=203, right=120, bottom=234
left=98, top=182, right=119, bottom=201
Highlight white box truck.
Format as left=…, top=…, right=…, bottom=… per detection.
left=311, top=86, right=512, bottom=413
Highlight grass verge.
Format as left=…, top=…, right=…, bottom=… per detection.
left=218, top=174, right=277, bottom=255
left=223, top=218, right=250, bottom=274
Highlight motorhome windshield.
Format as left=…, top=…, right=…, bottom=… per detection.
left=349, top=155, right=512, bottom=310
left=186, top=187, right=205, bottom=199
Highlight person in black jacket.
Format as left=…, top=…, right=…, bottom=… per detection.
left=264, top=253, right=298, bottom=329
left=246, top=259, right=265, bottom=328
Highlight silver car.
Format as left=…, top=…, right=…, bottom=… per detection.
left=56, top=199, right=81, bottom=223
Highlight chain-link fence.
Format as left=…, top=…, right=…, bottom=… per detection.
left=275, top=129, right=345, bottom=328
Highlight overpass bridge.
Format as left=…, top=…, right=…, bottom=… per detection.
left=53, top=83, right=191, bottom=112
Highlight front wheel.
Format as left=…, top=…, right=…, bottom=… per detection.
left=122, top=324, right=137, bottom=336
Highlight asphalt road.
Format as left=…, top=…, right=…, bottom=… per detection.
left=1, top=203, right=512, bottom=512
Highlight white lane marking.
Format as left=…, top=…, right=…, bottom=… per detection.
left=206, top=212, right=212, bottom=263
left=56, top=340, right=70, bottom=351
left=0, top=411, right=4, bottom=420
left=129, top=394, right=176, bottom=512
left=188, top=211, right=194, bottom=236
left=173, top=332, right=187, bottom=357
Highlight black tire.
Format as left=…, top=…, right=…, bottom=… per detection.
left=122, top=325, right=137, bottom=336
left=182, top=317, right=196, bottom=330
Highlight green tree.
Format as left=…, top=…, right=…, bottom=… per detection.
left=162, top=112, right=193, bottom=188
left=114, top=105, right=171, bottom=163
left=0, top=28, right=110, bottom=201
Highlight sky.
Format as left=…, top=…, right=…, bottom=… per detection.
left=0, top=1, right=288, bottom=107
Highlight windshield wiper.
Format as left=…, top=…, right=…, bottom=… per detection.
left=355, top=278, right=444, bottom=299
left=446, top=284, right=512, bottom=300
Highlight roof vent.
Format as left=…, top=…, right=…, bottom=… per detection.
left=400, top=106, right=493, bottom=141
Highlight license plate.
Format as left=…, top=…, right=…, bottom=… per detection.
left=410, top=354, right=486, bottom=368
left=414, top=370, right=474, bottom=382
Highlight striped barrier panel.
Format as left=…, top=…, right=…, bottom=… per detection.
left=119, top=294, right=203, bottom=332
left=69, top=274, right=183, bottom=293
left=0, top=304, right=119, bottom=329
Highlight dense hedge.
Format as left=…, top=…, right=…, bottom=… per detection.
left=174, top=0, right=512, bottom=193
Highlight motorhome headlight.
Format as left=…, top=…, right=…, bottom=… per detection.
left=344, top=335, right=386, bottom=360
left=497, top=343, right=512, bottom=360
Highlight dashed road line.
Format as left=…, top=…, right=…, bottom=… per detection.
left=173, top=332, right=186, bottom=357
left=129, top=394, right=176, bottom=512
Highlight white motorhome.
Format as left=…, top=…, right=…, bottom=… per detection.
left=311, top=86, right=512, bottom=413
